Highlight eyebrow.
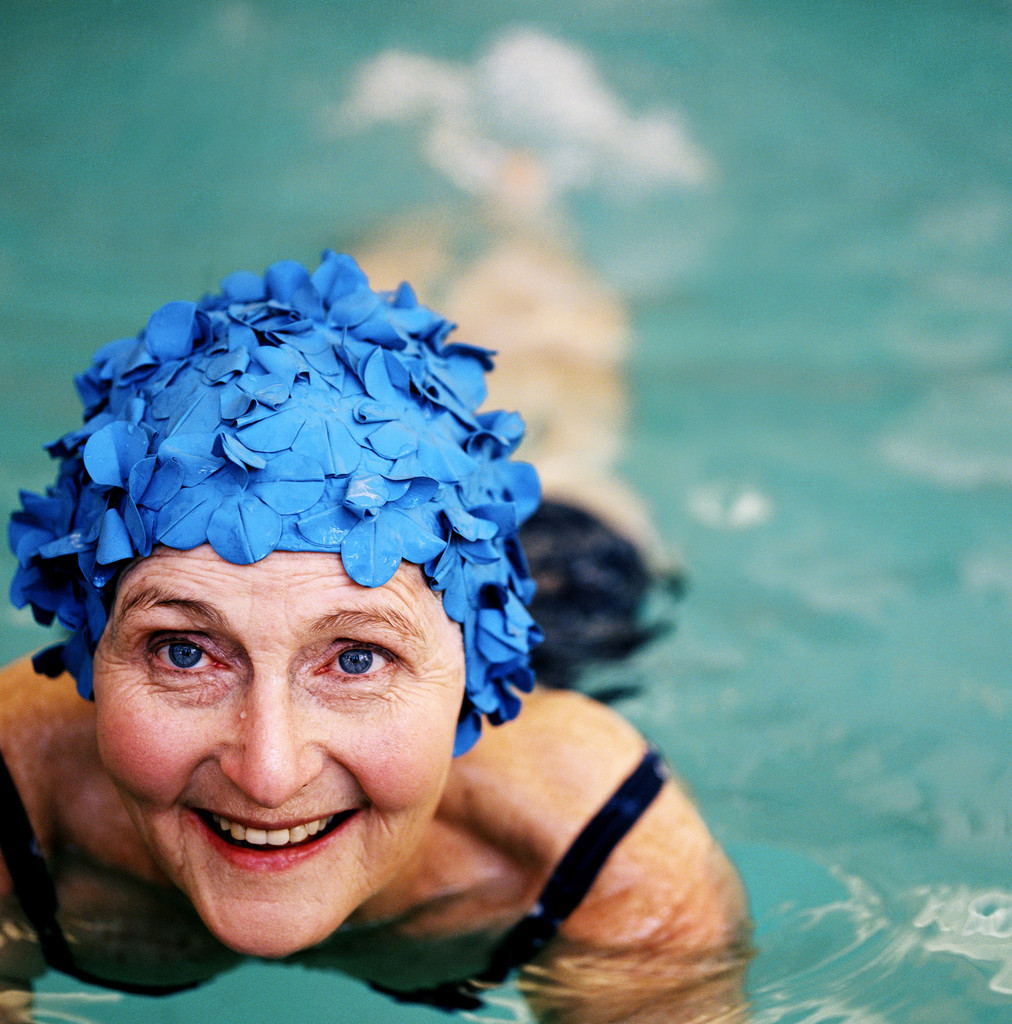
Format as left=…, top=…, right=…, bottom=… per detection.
left=308, top=608, right=431, bottom=649
left=112, top=585, right=233, bottom=636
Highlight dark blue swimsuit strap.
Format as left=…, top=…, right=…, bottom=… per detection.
left=376, top=745, right=669, bottom=1011
left=0, top=746, right=196, bottom=996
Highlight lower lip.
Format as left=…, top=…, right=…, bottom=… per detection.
left=190, top=810, right=359, bottom=872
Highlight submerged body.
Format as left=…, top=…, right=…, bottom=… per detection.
left=0, top=548, right=747, bottom=1020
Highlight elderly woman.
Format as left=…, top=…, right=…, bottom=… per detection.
left=0, top=252, right=748, bottom=1022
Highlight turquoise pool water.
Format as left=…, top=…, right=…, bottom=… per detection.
left=3, top=1, right=1011, bottom=1020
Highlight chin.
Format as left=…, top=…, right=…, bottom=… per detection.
left=226, top=931, right=317, bottom=960
left=216, top=919, right=337, bottom=960
left=195, top=896, right=344, bottom=959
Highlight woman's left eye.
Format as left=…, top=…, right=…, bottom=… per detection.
left=157, top=641, right=208, bottom=670
left=336, top=648, right=388, bottom=675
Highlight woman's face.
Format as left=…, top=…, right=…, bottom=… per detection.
left=93, top=545, right=466, bottom=958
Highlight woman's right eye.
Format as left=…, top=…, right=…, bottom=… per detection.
left=157, top=641, right=208, bottom=670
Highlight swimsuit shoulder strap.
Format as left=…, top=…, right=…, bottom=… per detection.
left=0, top=742, right=77, bottom=975
left=481, top=745, right=668, bottom=978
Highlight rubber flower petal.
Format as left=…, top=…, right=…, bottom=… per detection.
left=143, top=301, right=209, bottom=361
left=83, top=422, right=151, bottom=489
left=207, top=495, right=283, bottom=565
left=250, top=452, right=326, bottom=515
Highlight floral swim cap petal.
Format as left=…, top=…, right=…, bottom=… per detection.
left=9, top=250, right=542, bottom=754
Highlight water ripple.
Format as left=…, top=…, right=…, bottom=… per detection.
left=749, top=868, right=1012, bottom=1023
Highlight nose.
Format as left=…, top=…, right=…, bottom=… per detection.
left=218, top=679, right=324, bottom=809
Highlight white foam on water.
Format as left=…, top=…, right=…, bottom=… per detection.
left=913, top=886, right=1012, bottom=994
left=750, top=871, right=917, bottom=1024
left=750, top=867, right=1012, bottom=1020
left=330, top=27, right=713, bottom=211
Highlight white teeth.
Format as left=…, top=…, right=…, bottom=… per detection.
left=211, top=813, right=333, bottom=847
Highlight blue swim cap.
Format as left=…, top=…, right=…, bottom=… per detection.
left=9, top=251, right=542, bottom=753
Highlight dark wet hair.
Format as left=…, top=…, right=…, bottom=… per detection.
left=520, top=501, right=674, bottom=693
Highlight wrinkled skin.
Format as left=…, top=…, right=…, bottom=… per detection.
left=93, top=547, right=466, bottom=958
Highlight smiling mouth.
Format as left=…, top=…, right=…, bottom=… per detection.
left=201, top=810, right=355, bottom=850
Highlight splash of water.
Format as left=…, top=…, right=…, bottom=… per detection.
left=913, top=885, right=1012, bottom=994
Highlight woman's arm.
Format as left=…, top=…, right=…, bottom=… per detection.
left=470, top=690, right=752, bottom=1024
left=519, top=941, right=751, bottom=1024
left=522, top=776, right=751, bottom=1023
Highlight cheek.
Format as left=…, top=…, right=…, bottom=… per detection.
left=349, top=704, right=457, bottom=814
left=349, top=651, right=465, bottom=814
left=94, top=682, right=196, bottom=809
left=359, top=728, right=452, bottom=812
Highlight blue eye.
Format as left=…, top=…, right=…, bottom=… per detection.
left=338, top=649, right=375, bottom=675
left=164, top=642, right=204, bottom=669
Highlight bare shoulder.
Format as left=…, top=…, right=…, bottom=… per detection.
left=446, top=690, right=648, bottom=866
left=0, top=656, right=160, bottom=892
left=468, top=689, right=650, bottom=804
left=0, top=654, right=98, bottom=789
left=453, top=690, right=749, bottom=956
left=0, top=657, right=81, bottom=894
